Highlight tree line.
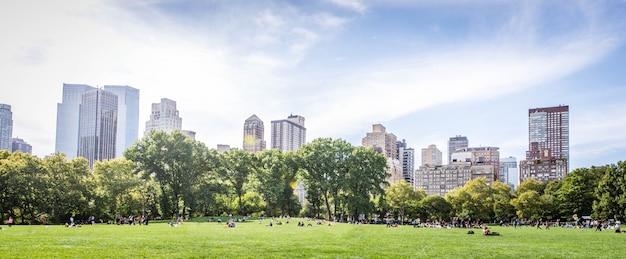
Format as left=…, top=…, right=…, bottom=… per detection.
left=0, top=131, right=388, bottom=224
left=1, top=130, right=624, bottom=224
left=384, top=161, right=626, bottom=224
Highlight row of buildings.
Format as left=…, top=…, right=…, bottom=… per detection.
left=239, top=104, right=570, bottom=196
left=0, top=83, right=569, bottom=197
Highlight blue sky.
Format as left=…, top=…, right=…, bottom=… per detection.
left=1, top=0, right=625, bottom=170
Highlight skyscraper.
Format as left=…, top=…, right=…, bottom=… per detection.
left=397, top=140, right=415, bottom=185
left=77, top=89, right=118, bottom=168
left=243, top=115, right=266, bottom=153
left=500, top=156, right=518, bottom=187
left=0, top=103, right=12, bottom=151
left=520, top=105, right=570, bottom=183
left=144, top=98, right=182, bottom=135
left=448, top=135, right=468, bottom=165
left=55, top=84, right=96, bottom=158
left=103, top=85, right=140, bottom=158
left=528, top=105, right=569, bottom=164
left=271, top=114, right=306, bottom=151
left=421, top=144, right=442, bottom=167
left=11, top=138, right=32, bottom=154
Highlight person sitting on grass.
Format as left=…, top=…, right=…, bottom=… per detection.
left=482, top=227, right=500, bottom=236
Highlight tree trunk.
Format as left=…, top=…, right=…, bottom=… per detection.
left=323, top=192, right=332, bottom=221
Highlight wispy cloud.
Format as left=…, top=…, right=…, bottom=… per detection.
left=1, top=0, right=624, bottom=162
left=326, top=0, right=367, bottom=14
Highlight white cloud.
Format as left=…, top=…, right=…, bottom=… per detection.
left=313, top=12, right=348, bottom=28
left=1, top=0, right=624, bottom=162
left=326, top=0, right=367, bottom=14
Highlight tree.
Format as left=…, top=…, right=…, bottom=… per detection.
left=218, top=149, right=255, bottom=215
left=515, top=179, right=544, bottom=197
left=593, top=162, right=626, bottom=220
left=0, top=152, right=46, bottom=224
left=557, top=167, right=602, bottom=218
left=125, top=130, right=207, bottom=218
left=343, top=146, right=388, bottom=221
left=510, top=190, right=543, bottom=220
left=386, top=180, right=418, bottom=222
left=491, top=181, right=516, bottom=221
left=253, top=149, right=300, bottom=216
left=93, top=158, right=143, bottom=220
left=418, top=195, right=451, bottom=221
left=299, top=138, right=353, bottom=220
left=445, top=177, right=494, bottom=222
left=41, top=153, right=93, bottom=224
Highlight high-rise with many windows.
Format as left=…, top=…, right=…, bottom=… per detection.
left=362, top=124, right=403, bottom=184
left=528, top=105, right=569, bottom=163
left=362, top=124, right=398, bottom=159
left=144, top=98, right=182, bottom=135
left=0, top=104, right=12, bottom=151
left=448, top=135, right=468, bottom=165
left=77, top=89, right=118, bottom=168
left=55, top=84, right=96, bottom=158
left=271, top=114, right=306, bottom=151
left=103, top=85, right=140, bottom=158
left=520, top=105, right=569, bottom=183
left=397, top=139, right=415, bottom=185
left=421, top=144, right=442, bottom=167
left=12, top=138, right=32, bottom=154
left=243, top=114, right=266, bottom=153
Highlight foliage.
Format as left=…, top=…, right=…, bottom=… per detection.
left=385, top=180, right=419, bottom=221
left=491, top=181, right=516, bottom=220
left=124, top=130, right=216, bottom=219
left=217, top=149, right=255, bottom=215
left=418, top=195, right=451, bottom=221
left=556, top=167, right=602, bottom=218
left=593, top=161, right=626, bottom=220
left=445, top=177, right=493, bottom=221
left=92, top=158, right=143, bottom=220
left=299, top=138, right=387, bottom=221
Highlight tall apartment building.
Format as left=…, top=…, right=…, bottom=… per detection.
left=520, top=143, right=568, bottom=183
left=397, top=140, right=415, bottom=185
left=421, top=144, right=442, bottom=167
left=451, top=146, right=500, bottom=181
left=0, top=104, right=12, bottom=151
left=11, top=138, right=32, bottom=154
left=271, top=114, right=306, bottom=151
left=243, top=114, right=266, bottom=153
left=362, top=124, right=403, bottom=184
left=362, top=124, right=398, bottom=159
left=77, top=89, right=118, bottom=168
left=55, top=84, right=96, bottom=158
left=144, top=98, right=182, bottom=135
left=520, top=105, right=569, bottom=183
left=448, top=135, right=468, bottom=165
left=103, top=85, right=140, bottom=158
left=499, top=156, right=518, bottom=187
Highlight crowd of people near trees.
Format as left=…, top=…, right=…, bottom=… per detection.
left=1, top=130, right=625, bottom=228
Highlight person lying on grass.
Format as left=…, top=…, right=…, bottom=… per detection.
left=482, top=227, right=500, bottom=236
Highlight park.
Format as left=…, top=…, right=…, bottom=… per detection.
left=1, top=218, right=625, bottom=258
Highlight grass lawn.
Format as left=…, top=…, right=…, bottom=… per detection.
left=1, top=219, right=625, bottom=258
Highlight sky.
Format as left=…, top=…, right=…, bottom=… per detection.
left=1, top=0, right=625, bottom=170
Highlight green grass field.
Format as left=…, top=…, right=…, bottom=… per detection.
left=1, top=219, right=624, bottom=258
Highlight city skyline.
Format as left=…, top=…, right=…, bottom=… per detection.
left=1, top=1, right=625, bottom=170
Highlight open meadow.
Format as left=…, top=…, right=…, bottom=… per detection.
left=1, top=219, right=625, bottom=258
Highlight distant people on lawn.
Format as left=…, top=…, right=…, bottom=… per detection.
left=7, top=216, right=13, bottom=227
